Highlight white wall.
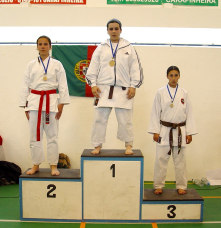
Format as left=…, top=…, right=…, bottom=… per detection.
left=0, top=0, right=221, bottom=28
left=0, top=0, right=221, bottom=180
left=0, top=45, right=220, bottom=181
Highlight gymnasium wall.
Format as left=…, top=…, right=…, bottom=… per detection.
left=0, top=44, right=220, bottom=180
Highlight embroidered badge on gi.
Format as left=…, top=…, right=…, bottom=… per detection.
left=181, top=98, right=185, bottom=104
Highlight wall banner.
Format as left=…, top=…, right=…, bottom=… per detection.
left=30, top=0, right=86, bottom=4
left=0, top=0, right=86, bottom=4
left=0, top=0, right=21, bottom=4
left=107, top=0, right=218, bottom=6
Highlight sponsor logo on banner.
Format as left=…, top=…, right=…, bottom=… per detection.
left=30, top=0, right=86, bottom=4
left=107, top=0, right=218, bottom=6
left=0, top=0, right=21, bottom=4
left=0, top=0, right=86, bottom=4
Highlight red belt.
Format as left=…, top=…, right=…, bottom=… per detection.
left=31, top=89, right=56, bottom=141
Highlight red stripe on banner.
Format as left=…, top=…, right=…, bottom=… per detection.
left=0, top=0, right=20, bottom=4
left=30, top=0, right=86, bottom=4
left=85, top=45, right=97, bottom=97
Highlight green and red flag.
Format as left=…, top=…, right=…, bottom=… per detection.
left=52, top=45, right=97, bottom=97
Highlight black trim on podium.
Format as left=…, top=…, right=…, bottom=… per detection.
left=81, top=149, right=143, bottom=157
left=143, top=189, right=204, bottom=201
left=20, top=168, right=81, bottom=179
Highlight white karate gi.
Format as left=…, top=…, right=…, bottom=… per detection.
left=86, top=38, right=143, bottom=147
left=148, top=85, right=197, bottom=189
left=19, top=56, right=70, bottom=165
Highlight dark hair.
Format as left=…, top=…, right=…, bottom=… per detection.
left=37, top=35, right=52, bottom=46
left=107, top=18, right=122, bottom=30
left=167, top=66, right=180, bottom=76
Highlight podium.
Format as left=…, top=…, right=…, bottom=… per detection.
left=81, top=149, right=143, bottom=222
left=20, top=168, right=82, bottom=221
left=142, top=189, right=203, bottom=222
left=19, top=149, right=203, bottom=223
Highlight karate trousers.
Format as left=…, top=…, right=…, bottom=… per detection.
left=91, top=107, right=133, bottom=147
left=154, top=144, right=187, bottom=190
left=29, top=111, right=59, bottom=165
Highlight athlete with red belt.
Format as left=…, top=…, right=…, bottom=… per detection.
left=19, top=36, right=70, bottom=176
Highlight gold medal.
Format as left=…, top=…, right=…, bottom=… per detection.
left=109, top=59, right=115, bottom=67
left=43, top=74, right=47, bottom=81
left=170, top=103, right=174, bottom=108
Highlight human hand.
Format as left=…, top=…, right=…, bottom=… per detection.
left=153, top=133, right=160, bottom=142
left=127, top=87, right=136, bottom=99
left=186, top=135, right=192, bottom=144
left=55, top=104, right=64, bottom=120
left=25, top=111, right=29, bottom=120
left=92, top=86, right=101, bottom=98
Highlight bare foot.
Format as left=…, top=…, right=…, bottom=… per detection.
left=91, top=146, right=101, bottom=155
left=177, top=189, right=187, bottom=195
left=154, top=189, right=163, bottom=195
left=26, top=165, right=39, bottom=175
left=51, top=165, right=60, bottom=176
left=125, top=145, right=133, bottom=155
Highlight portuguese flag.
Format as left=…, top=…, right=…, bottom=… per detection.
left=52, top=45, right=97, bottom=97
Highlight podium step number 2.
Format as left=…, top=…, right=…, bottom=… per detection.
left=20, top=169, right=82, bottom=221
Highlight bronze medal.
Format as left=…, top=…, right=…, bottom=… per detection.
left=170, top=103, right=174, bottom=108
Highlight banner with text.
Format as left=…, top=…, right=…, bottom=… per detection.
left=0, top=0, right=21, bottom=4
left=30, top=0, right=85, bottom=4
left=107, top=0, right=218, bottom=6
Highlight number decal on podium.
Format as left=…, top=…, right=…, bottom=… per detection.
left=110, top=164, right=115, bottom=178
left=47, top=184, right=56, bottom=198
left=167, top=205, right=176, bottom=218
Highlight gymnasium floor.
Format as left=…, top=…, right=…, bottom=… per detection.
left=0, top=182, right=221, bottom=228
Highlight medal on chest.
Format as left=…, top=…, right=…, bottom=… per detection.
left=109, top=40, right=119, bottom=67
left=43, top=74, right=48, bottom=81
left=109, top=58, right=115, bottom=67
left=39, top=56, right=50, bottom=81
left=167, top=84, right=178, bottom=108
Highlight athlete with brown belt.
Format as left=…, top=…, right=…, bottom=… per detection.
left=148, top=66, right=197, bottom=195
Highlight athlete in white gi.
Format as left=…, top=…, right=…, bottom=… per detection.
left=148, top=66, right=197, bottom=195
left=86, top=19, right=143, bottom=155
left=19, top=36, right=70, bottom=176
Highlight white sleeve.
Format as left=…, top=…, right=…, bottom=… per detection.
left=19, top=63, right=31, bottom=107
left=185, top=93, right=198, bottom=135
left=148, top=91, right=161, bottom=134
left=85, top=46, right=101, bottom=88
left=57, top=62, right=70, bottom=104
left=129, top=46, right=143, bottom=88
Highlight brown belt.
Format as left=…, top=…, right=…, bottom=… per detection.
left=108, top=86, right=114, bottom=99
left=108, top=86, right=126, bottom=99
left=160, top=120, right=186, bottom=155
left=94, top=86, right=127, bottom=106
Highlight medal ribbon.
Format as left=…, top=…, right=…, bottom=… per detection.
left=39, top=56, right=50, bottom=75
left=110, top=41, right=119, bottom=59
left=167, top=84, right=178, bottom=103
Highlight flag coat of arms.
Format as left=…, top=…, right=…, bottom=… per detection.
left=52, top=45, right=97, bottom=97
